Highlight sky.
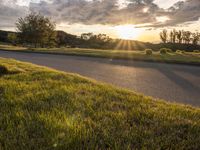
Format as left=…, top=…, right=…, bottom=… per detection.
left=0, top=0, right=200, bottom=42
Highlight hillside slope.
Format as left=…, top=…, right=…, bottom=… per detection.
left=0, top=58, right=200, bottom=149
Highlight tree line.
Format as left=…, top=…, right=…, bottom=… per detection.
left=160, top=29, right=200, bottom=45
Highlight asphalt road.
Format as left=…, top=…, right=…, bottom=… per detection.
left=0, top=50, right=200, bottom=106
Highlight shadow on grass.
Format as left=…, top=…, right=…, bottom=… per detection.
left=0, top=65, right=22, bottom=77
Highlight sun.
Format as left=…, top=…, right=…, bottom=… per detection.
left=115, top=25, right=143, bottom=40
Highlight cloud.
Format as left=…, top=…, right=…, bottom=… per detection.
left=29, top=0, right=200, bottom=27
left=165, top=0, right=200, bottom=26
left=0, top=0, right=199, bottom=29
left=29, top=0, right=162, bottom=25
left=0, top=0, right=28, bottom=29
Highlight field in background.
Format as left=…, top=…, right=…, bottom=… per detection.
left=0, top=58, right=200, bottom=149
left=0, top=44, right=200, bottom=65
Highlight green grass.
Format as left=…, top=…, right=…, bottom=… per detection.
left=0, top=44, right=27, bottom=51
left=0, top=44, right=200, bottom=65
left=0, top=58, right=200, bottom=149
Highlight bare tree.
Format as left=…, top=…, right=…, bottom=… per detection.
left=160, top=29, right=168, bottom=43
left=172, top=29, right=177, bottom=43
left=159, top=29, right=200, bottom=45
left=169, top=29, right=177, bottom=43
left=176, top=30, right=183, bottom=44
left=191, top=32, right=200, bottom=45
left=183, top=31, right=192, bottom=44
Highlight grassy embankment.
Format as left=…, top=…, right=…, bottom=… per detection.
left=0, top=58, right=200, bottom=149
left=0, top=44, right=200, bottom=65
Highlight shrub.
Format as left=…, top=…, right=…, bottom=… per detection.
left=166, top=48, right=173, bottom=53
left=29, top=48, right=34, bottom=51
left=176, top=50, right=182, bottom=53
left=193, top=50, right=200, bottom=53
left=0, top=65, right=9, bottom=75
left=160, top=48, right=169, bottom=54
left=182, top=50, right=186, bottom=54
left=145, top=49, right=153, bottom=55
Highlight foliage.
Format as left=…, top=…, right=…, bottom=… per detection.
left=160, top=29, right=168, bottom=43
left=80, top=33, right=112, bottom=49
left=16, top=12, right=56, bottom=48
left=193, top=50, right=200, bottom=53
left=176, top=30, right=183, bottom=44
left=192, top=33, right=200, bottom=45
left=56, top=31, right=78, bottom=47
left=169, top=29, right=176, bottom=43
left=7, top=33, right=18, bottom=45
left=160, top=48, right=172, bottom=53
left=160, top=29, right=200, bottom=45
left=166, top=48, right=172, bottom=53
left=1, top=29, right=200, bottom=51
left=176, top=50, right=182, bottom=53
left=145, top=49, right=153, bottom=55
left=0, top=58, right=200, bottom=149
left=0, top=30, right=16, bottom=43
left=160, top=48, right=167, bottom=54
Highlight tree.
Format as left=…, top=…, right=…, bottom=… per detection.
left=169, top=29, right=176, bottom=43
left=191, top=32, right=200, bottom=45
left=159, top=29, right=200, bottom=46
left=160, top=29, right=168, bottom=43
left=183, top=31, right=192, bottom=44
left=96, top=34, right=111, bottom=44
left=16, top=12, right=56, bottom=48
left=7, top=33, right=17, bottom=45
left=56, top=31, right=78, bottom=47
left=81, top=33, right=94, bottom=40
left=172, top=29, right=177, bottom=43
left=176, top=30, right=183, bottom=44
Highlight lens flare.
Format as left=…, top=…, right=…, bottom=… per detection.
left=115, top=25, right=143, bottom=40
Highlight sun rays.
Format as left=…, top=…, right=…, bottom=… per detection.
left=114, top=39, right=146, bottom=51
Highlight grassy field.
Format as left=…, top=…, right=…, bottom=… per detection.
left=0, top=44, right=200, bottom=65
left=0, top=58, right=200, bottom=149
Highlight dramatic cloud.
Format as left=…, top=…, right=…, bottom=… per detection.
left=29, top=0, right=200, bottom=27
left=0, top=0, right=200, bottom=29
left=165, top=0, right=200, bottom=26
left=29, top=0, right=161, bottom=25
left=0, top=0, right=28, bottom=29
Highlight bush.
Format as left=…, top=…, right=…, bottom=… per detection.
left=0, top=65, right=9, bottom=75
left=182, top=50, right=186, bottom=54
left=166, top=48, right=173, bottom=53
left=145, top=49, right=153, bottom=55
left=176, top=50, right=182, bottom=53
left=160, top=48, right=169, bottom=54
left=193, top=50, right=200, bottom=53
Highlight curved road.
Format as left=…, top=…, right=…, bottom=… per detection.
left=0, top=51, right=200, bottom=106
